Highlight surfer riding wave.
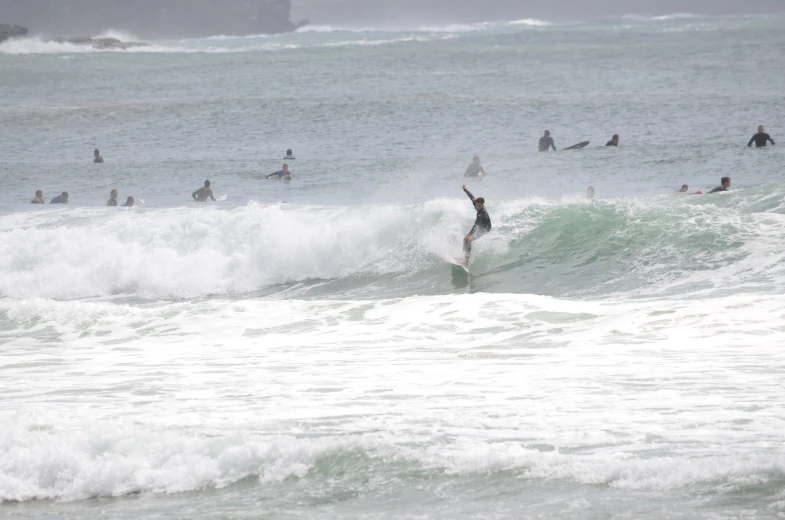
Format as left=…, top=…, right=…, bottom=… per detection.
left=462, top=184, right=491, bottom=266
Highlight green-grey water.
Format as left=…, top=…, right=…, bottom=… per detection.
left=1, top=14, right=785, bottom=519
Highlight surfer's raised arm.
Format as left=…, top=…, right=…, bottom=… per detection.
left=462, top=184, right=476, bottom=203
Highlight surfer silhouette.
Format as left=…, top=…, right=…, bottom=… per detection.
left=539, top=130, right=557, bottom=152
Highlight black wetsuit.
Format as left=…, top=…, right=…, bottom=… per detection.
left=464, top=163, right=485, bottom=178
left=606, top=140, right=618, bottom=146
left=192, top=187, right=215, bottom=202
left=539, top=136, right=556, bottom=152
left=463, top=187, right=491, bottom=255
left=107, top=197, right=117, bottom=207
left=748, top=132, right=775, bottom=148
left=708, top=186, right=728, bottom=194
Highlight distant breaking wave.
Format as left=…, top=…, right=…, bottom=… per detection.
left=0, top=31, right=461, bottom=55
left=297, top=18, right=551, bottom=34
left=0, top=18, right=553, bottom=55
left=621, top=13, right=704, bottom=22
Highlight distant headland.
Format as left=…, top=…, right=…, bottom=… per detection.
left=0, top=0, right=309, bottom=40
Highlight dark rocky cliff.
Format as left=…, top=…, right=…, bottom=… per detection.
left=0, top=0, right=307, bottom=38
left=0, top=23, right=28, bottom=42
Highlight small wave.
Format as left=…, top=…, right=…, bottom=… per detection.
left=2, top=413, right=784, bottom=502
left=0, top=37, right=184, bottom=55
left=201, top=33, right=274, bottom=41
left=504, top=18, right=552, bottom=27
left=0, top=36, right=302, bottom=55
left=298, top=19, right=551, bottom=34
left=622, top=13, right=703, bottom=22
left=322, top=35, right=455, bottom=48
left=295, top=24, right=367, bottom=33
left=93, top=28, right=139, bottom=42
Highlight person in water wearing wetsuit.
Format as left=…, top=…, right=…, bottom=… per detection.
left=94, top=149, right=104, bottom=163
left=192, top=180, right=216, bottom=202
left=107, top=189, right=118, bottom=206
left=606, top=134, right=619, bottom=146
left=283, top=149, right=296, bottom=160
left=464, top=156, right=486, bottom=178
left=122, top=196, right=135, bottom=207
left=31, top=190, right=45, bottom=204
left=50, top=192, right=68, bottom=204
left=748, top=126, right=775, bottom=148
left=267, top=163, right=293, bottom=179
left=539, top=130, right=556, bottom=152
left=709, top=177, right=731, bottom=193
left=679, top=184, right=689, bottom=193
left=462, top=184, right=491, bottom=265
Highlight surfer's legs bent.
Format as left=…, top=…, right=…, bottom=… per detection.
left=463, top=230, right=488, bottom=262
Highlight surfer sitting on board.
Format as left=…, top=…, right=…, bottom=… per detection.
left=462, top=184, right=492, bottom=266
left=539, top=130, right=556, bottom=152
left=192, top=180, right=216, bottom=202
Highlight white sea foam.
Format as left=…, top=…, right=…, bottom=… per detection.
left=2, top=291, right=785, bottom=502
left=94, top=28, right=141, bottom=42
left=298, top=19, right=550, bottom=34
left=0, top=37, right=189, bottom=55
left=2, top=416, right=784, bottom=502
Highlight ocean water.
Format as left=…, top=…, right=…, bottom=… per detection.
left=2, top=13, right=785, bottom=519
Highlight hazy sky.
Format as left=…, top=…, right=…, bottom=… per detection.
left=291, top=0, right=784, bottom=26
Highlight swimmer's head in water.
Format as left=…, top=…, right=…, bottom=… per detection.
left=544, top=130, right=550, bottom=137
left=204, top=180, right=211, bottom=188
left=680, top=184, right=689, bottom=192
left=721, top=176, right=731, bottom=188
left=110, top=189, right=117, bottom=197
left=35, top=190, right=42, bottom=198
left=286, top=149, right=293, bottom=155
left=94, top=149, right=100, bottom=156
left=473, top=155, right=480, bottom=163
left=61, top=192, right=69, bottom=202
left=283, top=163, right=289, bottom=171
left=126, top=196, right=134, bottom=205
left=474, top=197, right=485, bottom=210
left=759, top=125, right=765, bottom=133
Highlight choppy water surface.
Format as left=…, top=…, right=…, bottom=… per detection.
left=1, top=13, right=785, bottom=520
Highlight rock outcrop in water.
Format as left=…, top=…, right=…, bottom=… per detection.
left=0, top=1, right=308, bottom=38
left=0, top=24, right=28, bottom=42
left=48, top=37, right=150, bottom=51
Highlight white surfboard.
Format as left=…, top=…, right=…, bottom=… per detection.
left=443, top=255, right=469, bottom=272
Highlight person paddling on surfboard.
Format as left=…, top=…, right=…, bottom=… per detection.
left=539, top=130, right=556, bottom=152
left=462, top=185, right=491, bottom=266
left=267, top=163, right=293, bottom=179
